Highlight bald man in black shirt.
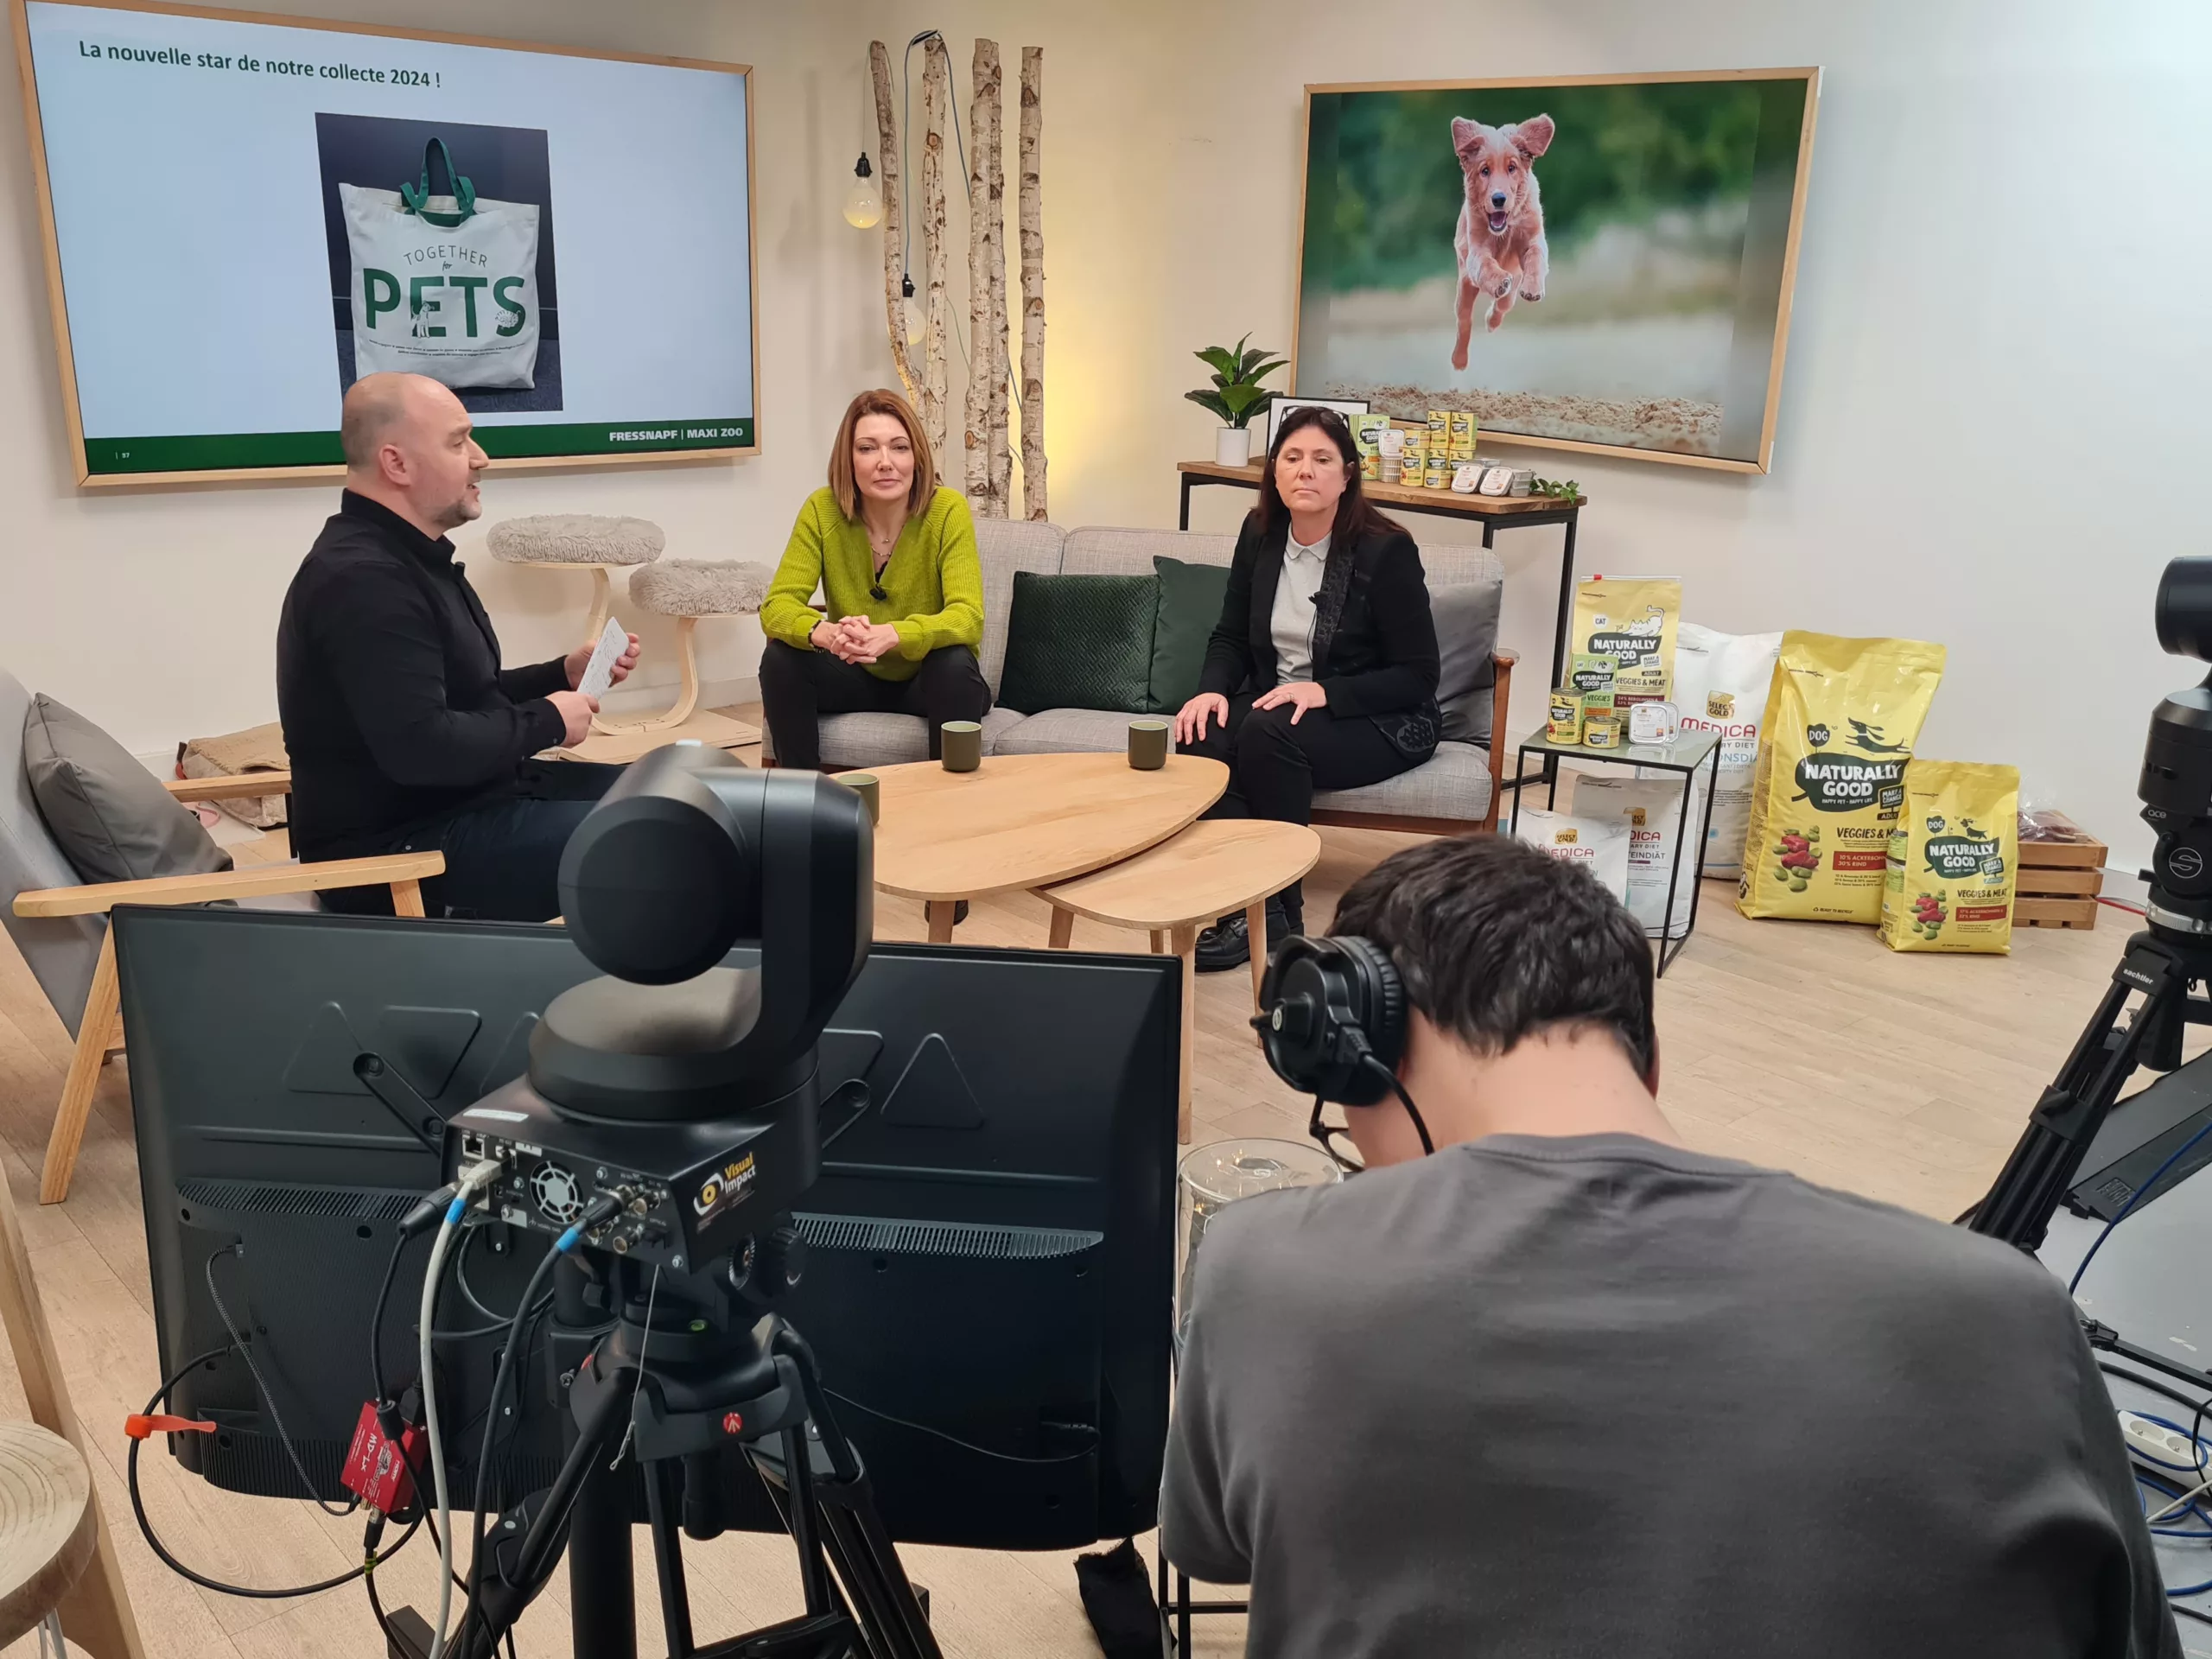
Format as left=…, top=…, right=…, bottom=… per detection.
left=277, top=373, right=639, bottom=920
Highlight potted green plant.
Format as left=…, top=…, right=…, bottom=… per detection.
left=1186, top=334, right=1287, bottom=467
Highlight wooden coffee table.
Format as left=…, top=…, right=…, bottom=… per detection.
left=868, top=752, right=1229, bottom=942
left=1035, top=819, right=1322, bottom=1142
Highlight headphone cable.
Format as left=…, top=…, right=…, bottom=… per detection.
left=1359, top=1054, right=1434, bottom=1155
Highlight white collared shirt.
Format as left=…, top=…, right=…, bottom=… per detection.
left=1269, top=530, right=1330, bottom=684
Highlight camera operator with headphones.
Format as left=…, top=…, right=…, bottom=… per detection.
left=1162, top=834, right=2179, bottom=1657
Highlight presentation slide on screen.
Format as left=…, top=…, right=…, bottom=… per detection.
left=23, top=3, right=755, bottom=475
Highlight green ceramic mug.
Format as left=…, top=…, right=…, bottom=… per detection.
left=1128, top=720, right=1170, bottom=771
left=940, top=721, right=982, bottom=773
left=838, top=772, right=880, bottom=824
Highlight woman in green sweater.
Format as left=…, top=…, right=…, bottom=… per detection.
left=758, top=388, right=989, bottom=768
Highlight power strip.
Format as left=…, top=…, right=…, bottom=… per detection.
left=2120, top=1409, right=2203, bottom=1471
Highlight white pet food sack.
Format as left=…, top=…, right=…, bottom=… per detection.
left=1671, top=623, right=1783, bottom=879
left=343, top=139, right=541, bottom=389
left=1570, top=774, right=1694, bottom=938
left=1512, top=808, right=1630, bottom=906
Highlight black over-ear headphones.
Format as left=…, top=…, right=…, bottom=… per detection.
left=1254, top=935, right=1405, bottom=1103
left=1254, top=936, right=1433, bottom=1156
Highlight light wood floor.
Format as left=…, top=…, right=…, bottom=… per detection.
left=0, top=757, right=2135, bottom=1656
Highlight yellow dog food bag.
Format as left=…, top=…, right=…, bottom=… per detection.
left=1738, top=632, right=1947, bottom=924
left=1878, top=761, right=2019, bottom=954
left=1572, top=578, right=1681, bottom=707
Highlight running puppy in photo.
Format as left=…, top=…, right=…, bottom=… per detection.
left=1450, top=113, right=1554, bottom=365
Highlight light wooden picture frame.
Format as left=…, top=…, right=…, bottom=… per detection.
left=1292, top=68, right=1821, bottom=475
left=10, top=0, right=762, bottom=487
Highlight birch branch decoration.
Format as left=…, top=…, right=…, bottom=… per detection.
left=868, top=41, right=917, bottom=402
left=919, top=38, right=950, bottom=464
left=1018, top=47, right=1046, bottom=521
left=963, top=40, right=1001, bottom=512
left=984, top=48, right=1011, bottom=516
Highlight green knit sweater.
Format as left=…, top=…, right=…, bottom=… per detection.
left=760, top=486, right=984, bottom=683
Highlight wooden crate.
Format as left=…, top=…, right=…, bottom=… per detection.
left=2018, top=810, right=2108, bottom=930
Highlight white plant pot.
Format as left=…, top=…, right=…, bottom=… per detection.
left=1215, top=425, right=1249, bottom=467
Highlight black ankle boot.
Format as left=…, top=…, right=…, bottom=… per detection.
left=1195, top=898, right=1298, bottom=974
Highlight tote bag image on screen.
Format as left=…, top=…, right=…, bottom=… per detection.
left=342, top=139, right=541, bottom=390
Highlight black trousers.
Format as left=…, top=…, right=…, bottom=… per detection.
left=1179, top=696, right=1420, bottom=827
left=759, top=639, right=992, bottom=769
left=319, top=759, right=627, bottom=922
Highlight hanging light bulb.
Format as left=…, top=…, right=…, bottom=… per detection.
left=901, top=275, right=925, bottom=346
left=842, top=153, right=883, bottom=229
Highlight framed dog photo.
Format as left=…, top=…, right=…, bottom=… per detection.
left=1261, top=395, right=1370, bottom=455
left=1293, top=70, right=1821, bottom=474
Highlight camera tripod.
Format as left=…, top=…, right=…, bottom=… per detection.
left=1969, top=918, right=2212, bottom=1391
left=429, top=1255, right=944, bottom=1659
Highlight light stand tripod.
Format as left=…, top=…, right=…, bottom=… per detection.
left=1969, top=918, right=2212, bottom=1394
left=448, top=1254, right=943, bottom=1659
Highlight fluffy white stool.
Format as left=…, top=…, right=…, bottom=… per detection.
left=486, top=514, right=665, bottom=646
left=619, top=560, right=773, bottom=733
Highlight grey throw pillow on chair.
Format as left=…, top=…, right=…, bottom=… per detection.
left=22, top=695, right=232, bottom=884
left=1432, top=582, right=1503, bottom=746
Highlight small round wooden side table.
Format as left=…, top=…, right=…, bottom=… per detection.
left=0, top=1421, right=95, bottom=1654
left=1035, top=819, right=1322, bottom=1143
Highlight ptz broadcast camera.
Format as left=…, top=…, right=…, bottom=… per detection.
left=443, top=744, right=871, bottom=1274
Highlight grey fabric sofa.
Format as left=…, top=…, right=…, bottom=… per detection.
left=759, top=519, right=1516, bottom=833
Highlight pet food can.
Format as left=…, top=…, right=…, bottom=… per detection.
left=1583, top=713, right=1621, bottom=750
left=1424, top=461, right=1452, bottom=489
left=1400, top=433, right=1427, bottom=464
left=1548, top=689, right=1584, bottom=745
left=1427, top=409, right=1451, bottom=443
left=1448, top=411, right=1478, bottom=454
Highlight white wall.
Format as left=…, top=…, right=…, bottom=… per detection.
left=5, top=0, right=2209, bottom=866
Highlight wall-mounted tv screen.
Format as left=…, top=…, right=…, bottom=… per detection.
left=14, top=0, right=759, bottom=485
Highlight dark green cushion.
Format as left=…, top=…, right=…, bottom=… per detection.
left=995, top=573, right=1160, bottom=715
left=1147, top=556, right=1233, bottom=715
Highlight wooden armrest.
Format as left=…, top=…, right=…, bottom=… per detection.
left=163, top=770, right=293, bottom=804
left=14, top=850, right=442, bottom=918
left=1492, top=648, right=1519, bottom=667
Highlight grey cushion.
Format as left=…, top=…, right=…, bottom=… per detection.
left=488, top=514, right=664, bottom=565
left=0, top=671, right=106, bottom=1034
left=23, top=695, right=232, bottom=885
left=1314, top=741, right=1493, bottom=823
left=808, top=707, right=1027, bottom=770
left=630, top=559, right=772, bottom=617
left=986, top=707, right=1137, bottom=756
left=1433, top=582, right=1502, bottom=746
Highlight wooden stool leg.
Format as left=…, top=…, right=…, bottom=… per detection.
left=1172, top=922, right=1198, bottom=1145
left=595, top=616, right=703, bottom=735
left=41, top=931, right=118, bottom=1205
left=1, top=1158, right=149, bottom=1657
left=926, top=899, right=958, bottom=944
left=1047, top=907, right=1074, bottom=950
left=391, top=878, right=427, bottom=918
left=1247, top=899, right=1269, bottom=1014
left=582, top=566, right=611, bottom=646
left=1149, top=929, right=1165, bottom=955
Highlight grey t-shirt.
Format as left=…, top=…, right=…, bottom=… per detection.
left=1160, top=1133, right=2180, bottom=1659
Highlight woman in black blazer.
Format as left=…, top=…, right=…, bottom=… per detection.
left=1173, top=405, right=1440, bottom=971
